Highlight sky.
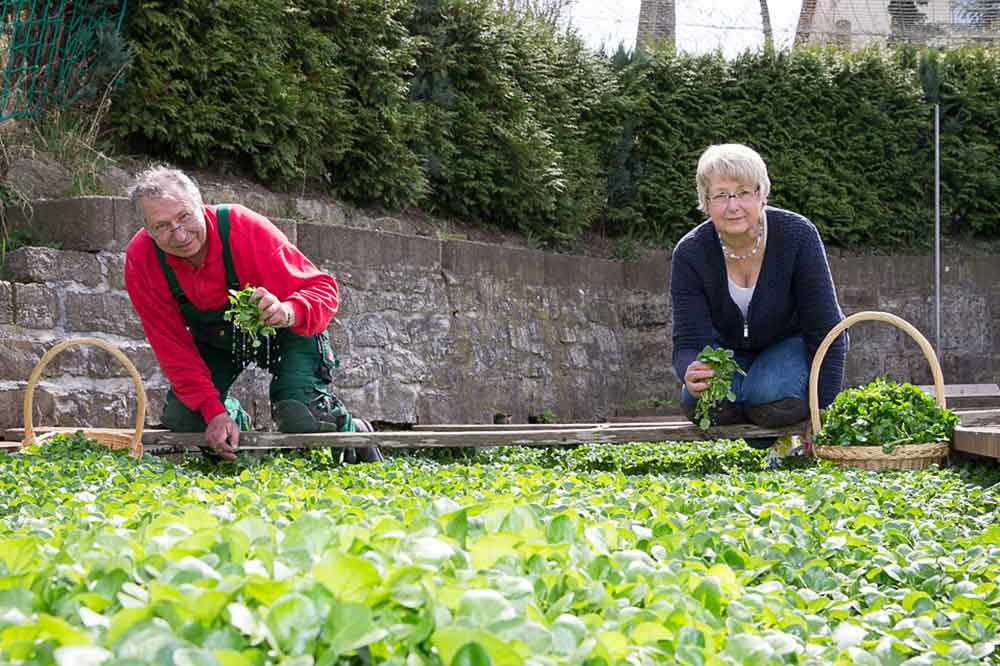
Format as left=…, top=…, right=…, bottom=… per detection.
left=567, top=0, right=805, bottom=56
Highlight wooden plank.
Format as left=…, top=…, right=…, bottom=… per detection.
left=919, top=383, right=1000, bottom=397
left=6, top=421, right=807, bottom=450
left=413, top=419, right=688, bottom=431
left=953, top=426, right=1000, bottom=459
left=608, top=415, right=688, bottom=424
left=954, top=409, right=1000, bottom=427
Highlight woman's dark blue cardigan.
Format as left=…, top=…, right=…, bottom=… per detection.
left=670, top=207, right=847, bottom=408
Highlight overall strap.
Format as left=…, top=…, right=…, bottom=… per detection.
left=153, top=243, right=189, bottom=307
left=215, top=205, right=241, bottom=291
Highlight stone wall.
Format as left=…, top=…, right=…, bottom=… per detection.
left=0, top=196, right=997, bottom=432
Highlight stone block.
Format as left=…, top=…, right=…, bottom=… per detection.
left=624, top=252, right=670, bottom=292
left=5, top=156, right=73, bottom=200
left=299, top=224, right=440, bottom=270
left=0, top=339, right=44, bottom=380
left=101, top=252, right=127, bottom=290
left=886, top=256, right=933, bottom=292
left=442, top=240, right=545, bottom=285
left=964, top=256, right=1000, bottom=288
left=621, top=302, right=670, bottom=329
left=2, top=247, right=103, bottom=287
left=296, top=198, right=347, bottom=225
left=0, top=385, right=56, bottom=432
left=8, top=197, right=119, bottom=252
left=270, top=217, right=298, bottom=246
left=14, top=283, right=58, bottom=329
left=0, top=281, right=12, bottom=325
left=64, top=292, right=144, bottom=338
left=113, top=197, right=144, bottom=245
left=544, top=253, right=625, bottom=289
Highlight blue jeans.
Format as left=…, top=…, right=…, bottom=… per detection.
left=681, top=336, right=809, bottom=408
left=682, top=337, right=809, bottom=448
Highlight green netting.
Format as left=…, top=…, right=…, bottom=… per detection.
left=1, top=0, right=126, bottom=121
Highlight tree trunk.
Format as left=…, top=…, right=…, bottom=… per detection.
left=637, top=0, right=676, bottom=50
left=759, top=0, right=774, bottom=48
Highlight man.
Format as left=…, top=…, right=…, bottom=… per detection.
left=124, top=166, right=381, bottom=463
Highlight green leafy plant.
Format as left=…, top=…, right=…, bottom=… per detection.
left=815, top=377, right=959, bottom=453
left=528, top=408, right=557, bottom=424
left=223, top=284, right=276, bottom=348
left=693, top=345, right=746, bottom=430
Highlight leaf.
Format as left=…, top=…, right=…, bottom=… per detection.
left=457, top=589, right=516, bottom=628
left=469, top=533, right=522, bottom=570
left=265, top=593, right=320, bottom=655
left=323, top=601, right=375, bottom=655
left=313, top=551, right=380, bottom=603
left=54, top=646, right=112, bottom=666
left=452, top=642, right=492, bottom=666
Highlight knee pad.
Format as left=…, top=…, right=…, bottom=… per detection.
left=682, top=400, right=746, bottom=427
left=272, top=393, right=349, bottom=433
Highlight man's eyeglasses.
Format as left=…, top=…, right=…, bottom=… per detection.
left=148, top=210, right=197, bottom=240
left=707, top=187, right=760, bottom=207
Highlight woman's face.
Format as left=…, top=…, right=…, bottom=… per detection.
left=705, top=176, right=765, bottom=242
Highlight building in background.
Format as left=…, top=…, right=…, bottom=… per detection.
left=637, top=0, right=676, bottom=48
left=796, top=0, right=999, bottom=48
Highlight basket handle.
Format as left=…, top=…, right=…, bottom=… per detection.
left=808, top=311, right=946, bottom=436
left=21, top=337, right=146, bottom=458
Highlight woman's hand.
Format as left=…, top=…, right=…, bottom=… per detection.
left=252, top=287, right=296, bottom=328
left=684, top=360, right=715, bottom=398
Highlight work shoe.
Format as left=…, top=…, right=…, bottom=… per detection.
left=767, top=435, right=807, bottom=468
left=272, top=393, right=351, bottom=433
left=345, top=418, right=384, bottom=464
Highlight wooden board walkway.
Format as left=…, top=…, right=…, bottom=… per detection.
left=5, top=409, right=1000, bottom=458
left=4, top=420, right=806, bottom=453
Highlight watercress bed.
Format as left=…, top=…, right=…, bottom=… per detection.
left=693, top=346, right=746, bottom=430
left=815, top=378, right=959, bottom=453
left=1, top=434, right=997, bottom=665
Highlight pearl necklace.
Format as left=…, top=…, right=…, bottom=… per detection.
left=719, top=220, right=765, bottom=261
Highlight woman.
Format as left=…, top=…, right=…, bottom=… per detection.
left=671, top=143, right=847, bottom=434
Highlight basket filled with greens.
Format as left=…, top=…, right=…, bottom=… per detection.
left=809, top=311, right=957, bottom=470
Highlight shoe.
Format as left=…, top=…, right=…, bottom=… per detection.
left=350, top=418, right=384, bottom=463
left=767, top=435, right=806, bottom=468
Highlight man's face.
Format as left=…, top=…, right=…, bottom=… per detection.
left=141, top=190, right=207, bottom=260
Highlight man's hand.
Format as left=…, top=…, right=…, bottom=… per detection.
left=684, top=360, right=715, bottom=398
left=205, top=413, right=239, bottom=459
left=251, top=287, right=295, bottom=329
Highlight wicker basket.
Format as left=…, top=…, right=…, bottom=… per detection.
left=20, top=337, right=146, bottom=458
left=809, top=311, right=950, bottom=471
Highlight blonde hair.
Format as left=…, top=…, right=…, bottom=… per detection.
left=695, top=144, right=771, bottom=212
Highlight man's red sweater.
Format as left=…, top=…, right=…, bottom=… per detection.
left=125, top=204, right=339, bottom=424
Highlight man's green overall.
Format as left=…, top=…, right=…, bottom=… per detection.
left=156, top=206, right=381, bottom=462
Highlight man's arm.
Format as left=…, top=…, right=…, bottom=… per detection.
left=229, top=206, right=339, bottom=335
left=124, top=247, right=227, bottom=424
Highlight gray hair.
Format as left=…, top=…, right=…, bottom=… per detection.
left=128, top=166, right=204, bottom=221
left=695, top=144, right=771, bottom=213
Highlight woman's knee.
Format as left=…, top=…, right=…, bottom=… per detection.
left=744, top=398, right=808, bottom=428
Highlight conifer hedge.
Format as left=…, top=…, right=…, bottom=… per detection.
left=113, top=0, right=1000, bottom=249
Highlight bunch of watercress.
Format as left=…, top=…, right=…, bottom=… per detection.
left=815, top=377, right=958, bottom=453
left=223, top=284, right=276, bottom=348
left=693, top=345, right=746, bottom=430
